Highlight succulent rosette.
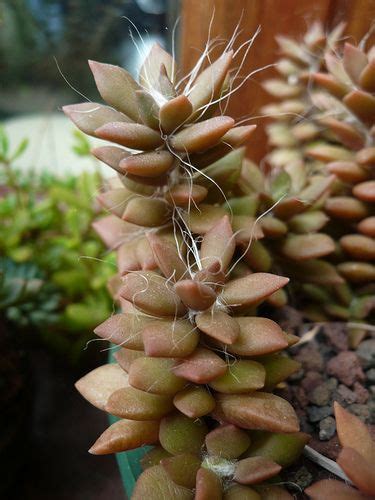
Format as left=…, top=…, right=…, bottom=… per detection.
left=65, top=44, right=306, bottom=498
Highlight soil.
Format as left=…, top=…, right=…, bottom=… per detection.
left=273, top=307, right=375, bottom=495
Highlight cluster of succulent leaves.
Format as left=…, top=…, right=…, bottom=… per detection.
left=260, top=23, right=375, bottom=340
left=0, top=129, right=115, bottom=360
left=69, top=44, right=312, bottom=498
left=0, top=257, right=60, bottom=328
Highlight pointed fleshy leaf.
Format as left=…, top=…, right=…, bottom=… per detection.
left=343, top=90, right=375, bottom=124
left=114, top=348, right=145, bottom=372
left=121, top=271, right=186, bottom=317
left=142, top=319, right=199, bottom=358
left=254, top=485, right=293, bottom=499
left=231, top=216, right=264, bottom=245
left=244, top=240, right=272, bottom=272
left=95, top=121, right=163, bottom=150
left=205, top=424, right=251, bottom=459
left=188, top=51, right=233, bottom=113
left=245, top=431, right=309, bottom=467
left=263, top=79, right=301, bottom=98
left=93, top=313, right=154, bottom=350
left=358, top=216, right=375, bottom=237
left=221, top=273, right=289, bottom=308
left=305, top=479, right=367, bottom=500
left=172, top=347, right=227, bottom=384
left=222, top=317, right=288, bottom=356
left=139, top=43, right=175, bottom=91
left=147, top=232, right=186, bottom=281
left=63, top=102, right=129, bottom=136
left=159, top=95, right=193, bottom=133
left=159, top=412, right=207, bottom=455
left=319, top=116, right=365, bottom=150
left=334, top=402, right=375, bottom=465
left=183, top=204, right=227, bottom=234
left=173, top=386, right=216, bottom=418
left=340, top=234, right=375, bottom=260
left=359, top=58, right=375, bottom=92
left=194, top=148, right=245, bottom=188
left=209, top=360, right=265, bottom=393
left=161, top=453, right=201, bottom=489
left=214, top=392, right=299, bottom=433
left=223, top=484, right=261, bottom=500
left=136, top=89, right=160, bottom=129
left=327, top=161, right=369, bottom=184
left=97, top=188, right=133, bottom=217
left=221, top=125, right=257, bottom=147
left=280, top=233, right=335, bottom=261
left=262, top=354, right=301, bottom=390
left=343, top=43, right=368, bottom=84
left=195, top=310, right=240, bottom=344
left=105, top=386, right=173, bottom=420
left=259, top=216, right=287, bottom=238
left=356, top=146, right=375, bottom=165
left=200, top=215, right=235, bottom=271
left=288, top=211, right=329, bottom=234
left=170, top=116, right=234, bottom=153
left=310, top=72, right=349, bottom=98
left=92, top=145, right=130, bottom=172
left=234, top=456, right=281, bottom=485
left=140, top=446, right=172, bottom=470
left=75, top=364, right=129, bottom=410
left=166, top=183, right=208, bottom=207
left=119, top=243, right=148, bottom=274
left=325, top=196, right=369, bottom=220
left=92, top=215, right=140, bottom=249
left=289, top=259, right=345, bottom=285
left=128, top=357, right=185, bottom=395
left=305, top=143, right=353, bottom=162
left=132, top=465, right=193, bottom=500
left=174, top=279, right=217, bottom=311
left=89, top=419, right=159, bottom=455
left=337, top=262, right=375, bottom=283
left=337, top=447, right=375, bottom=496
left=122, top=197, right=169, bottom=227
left=89, top=60, right=141, bottom=120
left=195, top=468, right=223, bottom=500
left=119, top=150, right=174, bottom=177
left=353, top=180, right=375, bottom=203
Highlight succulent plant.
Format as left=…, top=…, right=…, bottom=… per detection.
left=261, top=25, right=374, bottom=333
left=0, top=128, right=115, bottom=359
left=306, top=402, right=375, bottom=499
left=68, top=43, right=306, bottom=497
left=0, top=257, right=60, bottom=329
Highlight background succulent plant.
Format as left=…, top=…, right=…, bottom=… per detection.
left=69, top=43, right=307, bottom=498
left=0, top=128, right=115, bottom=360
left=261, top=24, right=374, bottom=337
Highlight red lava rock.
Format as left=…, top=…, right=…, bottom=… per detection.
left=326, top=351, right=365, bottom=386
left=301, top=371, right=324, bottom=393
left=293, top=386, right=309, bottom=407
left=353, top=382, right=369, bottom=404
left=322, top=323, right=348, bottom=352
left=295, top=345, right=324, bottom=372
left=275, top=306, right=304, bottom=333
left=334, top=384, right=357, bottom=405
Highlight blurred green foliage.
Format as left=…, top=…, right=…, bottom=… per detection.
left=0, top=127, right=115, bottom=362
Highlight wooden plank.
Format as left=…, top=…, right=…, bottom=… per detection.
left=179, top=0, right=374, bottom=162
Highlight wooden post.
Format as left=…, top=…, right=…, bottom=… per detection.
left=180, top=0, right=375, bottom=161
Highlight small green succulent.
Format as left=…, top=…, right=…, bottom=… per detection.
left=0, top=128, right=115, bottom=360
